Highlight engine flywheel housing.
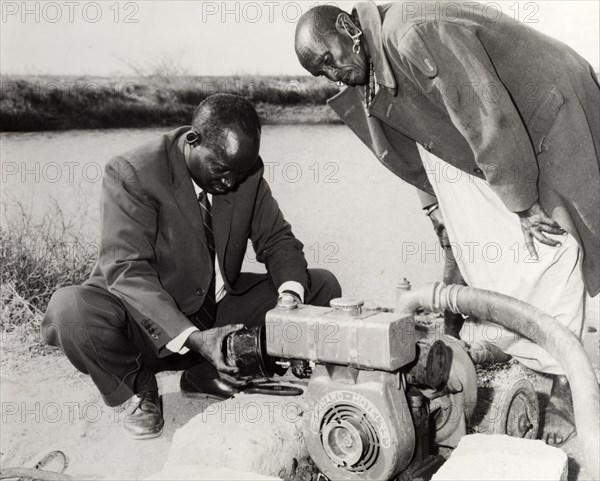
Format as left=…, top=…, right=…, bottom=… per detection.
left=320, top=403, right=381, bottom=472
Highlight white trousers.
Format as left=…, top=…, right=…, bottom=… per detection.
left=419, top=146, right=585, bottom=374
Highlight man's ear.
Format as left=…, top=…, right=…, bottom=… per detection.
left=335, top=12, right=360, bottom=38
left=186, top=130, right=202, bottom=147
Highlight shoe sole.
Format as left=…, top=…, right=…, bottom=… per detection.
left=180, top=390, right=229, bottom=402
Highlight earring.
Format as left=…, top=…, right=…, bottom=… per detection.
left=337, top=14, right=363, bottom=55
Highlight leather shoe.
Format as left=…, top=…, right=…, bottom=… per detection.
left=180, top=371, right=241, bottom=401
left=122, top=390, right=164, bottom=440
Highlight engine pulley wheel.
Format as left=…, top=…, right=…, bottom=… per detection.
left=322, top=419, right=367, bottom=467
left=320, top=404, right=381, bottom=473
left=479, top=378, right=540, bottom=439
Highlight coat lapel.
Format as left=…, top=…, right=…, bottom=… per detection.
left=211, top=193, right=234, bottom=282
left=169, top=131, right=207, bottom=245
left=327, top=85, right=432, bottom=194
left=168, top=129, right=237, bottom=286
left=353, top=1, right=397, bottom=91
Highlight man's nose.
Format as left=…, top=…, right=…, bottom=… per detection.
left=323, top=66, right=340, bottom=82
left=221, top=176, right=235, bottom=188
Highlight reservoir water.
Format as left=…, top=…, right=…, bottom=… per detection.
left=1, top=124, right=442, bottom=306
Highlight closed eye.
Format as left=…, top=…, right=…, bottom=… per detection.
left=309, top=53, right=331, bottom=77
left=321, top=53, right=332, bottom=70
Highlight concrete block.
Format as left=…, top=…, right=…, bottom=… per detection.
left=432, top=434, right=567, bottom=481
left=165, top=392, right=309, bottom=479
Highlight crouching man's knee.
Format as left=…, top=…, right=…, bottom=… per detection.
left=43, top=285, right=131, bottom=380
left=307, top=268, right=342, bottom=306
left=43, top=284, right=127, bottom=350
left=42, top=286, right=89, bottom=348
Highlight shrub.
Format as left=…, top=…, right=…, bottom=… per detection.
left=0, top=199, right=96, bottom=335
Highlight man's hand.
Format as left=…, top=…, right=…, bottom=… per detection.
left=184, top=324, right=244, bottom=375
left=517, top=201, right=566, bottom=260
left=278, top=290, right=302, bottom=307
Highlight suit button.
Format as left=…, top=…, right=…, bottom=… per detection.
left=474, top=167, right=483, bottom=175
left=141, top=319, right=149, bottom=327
left=196, top=288, right=204, bottom=296
left=151, top=333, right=160, bottom=340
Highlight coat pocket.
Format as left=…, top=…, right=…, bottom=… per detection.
left=527, top=88, right=565, bottom=154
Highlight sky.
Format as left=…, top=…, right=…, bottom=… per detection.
left=1, top=0, right=599, bottom=76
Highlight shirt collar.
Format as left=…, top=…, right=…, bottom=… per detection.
left=191, top=178, right=202, bottom=197
left=191, top=178, right=212, bottom=203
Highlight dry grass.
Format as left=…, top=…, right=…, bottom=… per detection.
left=0, top=199, right=96, bottom=349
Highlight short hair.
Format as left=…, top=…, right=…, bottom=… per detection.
left=297, top=5, right=345, bottom=37
left=295, top=5, right=346, bottom=69
left=191, top=94, right=261, bottom=153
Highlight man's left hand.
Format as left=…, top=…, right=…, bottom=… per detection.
left=518, top=201, right=566, bottom=260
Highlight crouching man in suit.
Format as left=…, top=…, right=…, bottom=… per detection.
left=42, top=94, right=341, bottom=439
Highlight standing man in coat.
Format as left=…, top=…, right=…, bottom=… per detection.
left=295, top=1, right=599, bottom=445
left=42, top=94, right=341, bottom=439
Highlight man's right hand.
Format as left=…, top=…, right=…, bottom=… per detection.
left=184, top=325, right=244, bottom=375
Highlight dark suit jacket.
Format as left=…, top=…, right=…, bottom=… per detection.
left=86, top=127, right=309, bottom=355
left=328, top=1, right=599, bottom=295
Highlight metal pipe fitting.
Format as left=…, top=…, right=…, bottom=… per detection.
left=396, top=280, right=600, bottom=480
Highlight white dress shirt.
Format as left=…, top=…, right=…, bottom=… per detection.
left=165, top=179, right=304, bottom=354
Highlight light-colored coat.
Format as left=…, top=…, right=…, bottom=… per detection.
left=328, top=1, right=600, bottom=295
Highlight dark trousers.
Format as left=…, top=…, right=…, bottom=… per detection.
left=42, top=269, right=341, bottom=407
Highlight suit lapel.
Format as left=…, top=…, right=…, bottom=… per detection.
left=167, top=130, right=238, bottom=288
left=211, top=193, right=234, bottom=280
left=169, top=131, right=206, bottom=245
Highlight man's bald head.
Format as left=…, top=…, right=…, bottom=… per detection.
left=295, top=5, right=345, bottom=71
left=191, top=94, right=261, bottom=170
left=294, top=6, right=368, bottom=86
left=186, top=94, right=261, bottom=194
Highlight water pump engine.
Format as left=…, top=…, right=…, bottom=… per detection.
left=265, top=296, right=478, bottom=481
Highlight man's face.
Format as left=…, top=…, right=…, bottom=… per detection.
left=189, top=129, right=259, bottom=195
left=297, top=30, right=368, bottom=86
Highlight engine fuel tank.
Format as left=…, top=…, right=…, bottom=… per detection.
left=265, top=298, right=416, bottom=371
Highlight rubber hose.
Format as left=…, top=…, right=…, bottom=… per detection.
left=396, top=282, right=600, bottom=480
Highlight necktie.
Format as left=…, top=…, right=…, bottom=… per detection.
left=198, top=191, right=217, bottom=328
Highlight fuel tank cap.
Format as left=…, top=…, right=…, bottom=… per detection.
left=330, top=298, right=364, bottom=317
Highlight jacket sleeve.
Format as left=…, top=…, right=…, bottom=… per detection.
left=387, top=21, right=539, bottom=213
left=250, top=177, right=309, bottom=293
left=99, top=157, right=194, bottom=356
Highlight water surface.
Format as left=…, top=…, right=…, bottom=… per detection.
left=1, top=125, right=442, bottom=305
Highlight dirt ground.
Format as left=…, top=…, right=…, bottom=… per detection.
left=1, top=304, right=598, bottom=481
left=0, top=338, right=198, bottom=480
